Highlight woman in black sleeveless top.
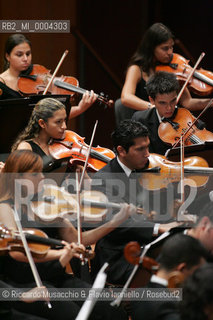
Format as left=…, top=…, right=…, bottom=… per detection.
left=0, top=34, right=97, bottom=118
left=121, top=23, right=211, bottom=114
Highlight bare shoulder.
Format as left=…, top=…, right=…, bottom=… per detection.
left=17, top=141, right=32, bottom=151
left=0, top=203, right=17, bottom=229
left=0, top=70, right=8, bottom=83
left=125, top=64, right=142, bottom=83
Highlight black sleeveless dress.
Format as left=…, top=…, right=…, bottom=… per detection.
left=27, top=140, right=61, bottom=172
left=0, top=80, right=22, bottom=100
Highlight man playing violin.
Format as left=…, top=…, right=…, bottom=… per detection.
left=91, top=119, right=180, bottom=285
left=132, top=71, right=206, bottom=155
left=0, top=34, right=97, bottom=119
left=130, top=200, right=213, bottom=320
left=131, top=233, right=207, bottom=320
left=116, top=23, right=212, bottom=126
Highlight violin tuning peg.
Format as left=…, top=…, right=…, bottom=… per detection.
left=98, top=92, right=108, bottom=109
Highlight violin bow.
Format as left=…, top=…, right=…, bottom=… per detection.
left=172, top=52, right=208, bottom=149
left=79, top=120, right=98, bottom=190
left=75, top=121, right=98, bottom=262
left=172, top=97, right=213, bottom=149
left=176, top=52, right=205, bottom=104
left=13, top=205, right=52, bottom=308
left=180, top=135, right=185, bottom=203
left=42, top=50, right=69, bottom=95
left=75, top=170, right=82, bottom=248
left=173, top=52, right=211, bottom=220
left=76, top=262, right=109, bottom=320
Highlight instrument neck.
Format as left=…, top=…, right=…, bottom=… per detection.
left=13, top=232, right=64, bottom=248
left=184, top=166, right=213, bottom=174
left=90, top=148, right=112, bottom=163
left=81, top=199, right=121, bottom=210
left=193, top=70, right=213, bottom=87
left=54, top=80, right=110, bottom=107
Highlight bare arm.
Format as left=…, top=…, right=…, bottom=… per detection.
left=68, top=90, right=97, bottom=121
left=84, top=204, right=135, bottom=246
left=9, top=241, right=85, bottom=266
left=60, top=204, right=136, bottom=246
left=0, top=203, right=18, bottom=230
left=121, top=65, right=153, bottom=111
left=180, top=87, right=212, bottom=111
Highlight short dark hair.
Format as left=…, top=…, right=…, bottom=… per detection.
left=180, top=263, right=213, bottom=320
left=111, top=119, right=149, bottom=153
left=146, top=71, right=179, bottom=99
left=158, top=233, right=207, bottom=271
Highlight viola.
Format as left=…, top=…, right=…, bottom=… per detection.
left=158, top=108, right=213, bottom=147
left=140, top=153, right=213, bottom=191
left=18, top=64, right=114, bottom=108
left=156, top=53, right=213, bottom=96
left=49, top=130, right=116, bottom=172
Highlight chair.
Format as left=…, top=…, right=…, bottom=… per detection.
left=114, top=99, right=137, bottom=127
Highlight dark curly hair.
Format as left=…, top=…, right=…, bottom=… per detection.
left=111, top=119, right=149, bottom=153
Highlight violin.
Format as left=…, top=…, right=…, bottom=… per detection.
left=122, top=241, right=159, bottom=289
left=140, top=153, right=213, bottom=191
left=124, top=240, right=185, bottom=289
left=156, top=53, right=213, bottom=96
left=18, top=64, right=114, bottom=108
left=0, top=223, right=95, bottom=260
left=31, top=185, right=109, bottom=223
left=158, top=108, right=213, bottom=147
left=49, top=130, right=116, bottom=172
left=31, top=185, right=155, bottom=223
left=0, top=223, right=63, bottom=258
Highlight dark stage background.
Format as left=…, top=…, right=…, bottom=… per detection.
left=0, top=0, right=212, bottom=150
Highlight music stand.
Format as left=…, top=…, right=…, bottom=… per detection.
left=0, top=94, right=71, bottom=160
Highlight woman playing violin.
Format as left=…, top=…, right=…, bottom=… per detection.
left=0, top=149, right=133, bottom=319
left=118, top=23, right=212, bottom=123
left=12, top=97, right=68, bottom=158
left=0, top=33, right=97, bottom=119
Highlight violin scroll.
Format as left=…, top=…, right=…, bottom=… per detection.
left=98, top=92, right=114, bottom=108
left=124, top=241, right=159, bottom=271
